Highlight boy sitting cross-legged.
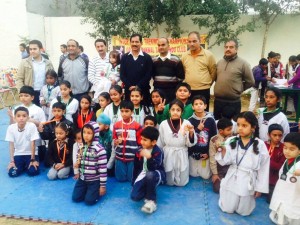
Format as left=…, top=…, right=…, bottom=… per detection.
left=131, top=126, right=166, bottom=214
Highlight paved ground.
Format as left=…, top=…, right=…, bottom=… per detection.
left=0, top=95, right=276, bottom=225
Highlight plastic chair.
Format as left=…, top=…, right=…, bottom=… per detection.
left=0, top=86, right=16, bottom=108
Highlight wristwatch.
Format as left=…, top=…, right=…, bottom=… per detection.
left=30, top=159, right=36, bottom=162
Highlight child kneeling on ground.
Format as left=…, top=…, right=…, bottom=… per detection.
left=269, top=132, right=300, bottom=225
left=131, top=126, right=166, bottom=214
left=5, top=107, right=40, bottom=177
left=72, top=121, right=107, bottom=205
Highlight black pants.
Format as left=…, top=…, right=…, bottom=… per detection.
left=213, top=99, right=241, bottom=120
left=190, top=89, right=211, bottom=112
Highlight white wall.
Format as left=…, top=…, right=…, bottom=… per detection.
left=0, top=3, right=299, bottom=70
left=0, top=0, right=28, bottom=69
left=44, top=17, right=96, bottom=70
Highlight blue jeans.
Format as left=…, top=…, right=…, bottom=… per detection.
left=8, top=155, right=40, bottom=177
left=115, top=160, right=134, bottom=182
left=131, top=171, right=160, bottom=201
left=72, top=179, right=100, bottom=205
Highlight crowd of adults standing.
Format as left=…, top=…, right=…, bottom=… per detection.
left=16, top=31, right=254, bottom=120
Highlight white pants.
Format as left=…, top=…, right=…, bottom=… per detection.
left=47, top=166, right=71, bottom=180
left=219, top=188, right=256, bottom=216
left=248, top=88, right=258, bottom=112
left=189, top=157, right=212, bottom=179
left=270, top=206, right=300, bottom=225
left=166, top=167, right=189, bottom=187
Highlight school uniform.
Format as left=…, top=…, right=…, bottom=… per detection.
left=157, top=119, right=197, bottom=186
left=215, top=137, right=270, bottom=216
left=269, top=158, right=300, bottom=225
left=258, top=108, right=290, bottom=142
left=188, top=113, right=217, bottom=179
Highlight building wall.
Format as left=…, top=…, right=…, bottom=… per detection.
left=0, top=0, right=28, bottom=69
left=0, top=1, right=299, bottom=72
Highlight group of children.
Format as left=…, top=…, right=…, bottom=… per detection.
left=5, top=78, right=300, bottom=223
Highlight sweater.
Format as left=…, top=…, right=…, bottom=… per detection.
left=156, top=102, right=194, bottom=124
left=113, top=118, right=142, bottom=162
left=252, top=65, right=268, bottom=89
left=181, top=49, right=216, bottom=90
left=188, top=113, right=217, bottom=159
left=214, top=56, right=254, bottom=102
left=264, top=141, right=285, bottom=186
left=120, top=52, right=153, bottom=89
left=288, top=66, right=300, bottom=88
left=72, top=109, right=97, bottom=129
left=88, top=54, right=110, bottom=92
left=152, top=54, right=184, bottom=89
left=78, top=121, right=107, bottom=185
left=132, top=145, right=166, bottom=185
left=58, top=55, right=89, bottom=95
left=46, top=139, right=74, bottom=167
left=99, top=129, right=113, bottom=159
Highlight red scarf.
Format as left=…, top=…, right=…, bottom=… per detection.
left=77, top=110, right=94, bottom=128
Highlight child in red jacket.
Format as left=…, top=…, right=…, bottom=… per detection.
left=264, top=123, right=285, bottom=203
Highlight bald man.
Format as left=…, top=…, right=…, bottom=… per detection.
left=152, top=38, right=184, bottom=103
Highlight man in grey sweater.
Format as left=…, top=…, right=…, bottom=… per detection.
left=213, top=40, right=254, bottom=120
left=58, top=39, right=89, bottom=101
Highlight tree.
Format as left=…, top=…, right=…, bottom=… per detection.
left=77, top=0, right=255, bottom=47
left=246, top=0, right=300, bottom=57
left=192, top=0, right=256, bottom=48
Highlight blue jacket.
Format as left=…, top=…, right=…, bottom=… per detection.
left=132, top=145, right=166, bottom=185
left=120, top=52, right=153, bottom=89
left=188, top=113, right=217, bottom=160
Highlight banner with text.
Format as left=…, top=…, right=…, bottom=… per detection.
left=111, top=35, right=207, bottom=57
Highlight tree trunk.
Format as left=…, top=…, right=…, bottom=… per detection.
left=261, top=23, right=270, bottom=58
left=155, top=24, right=160, bottom=38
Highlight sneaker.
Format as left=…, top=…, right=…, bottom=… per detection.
left=141, top=200, right=157, bottom=214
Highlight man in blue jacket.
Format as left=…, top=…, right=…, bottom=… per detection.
left=120, top=33, right=153, bottom=105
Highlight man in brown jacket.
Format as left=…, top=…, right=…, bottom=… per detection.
left=16, top=40, right=54, bottom=106
left=213, top=39, right=254, bottom=120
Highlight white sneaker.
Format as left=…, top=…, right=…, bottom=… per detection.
left=141, top=200, right=157, bottom=214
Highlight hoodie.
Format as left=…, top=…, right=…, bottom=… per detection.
left=78, top=121, right=107, bottom=186
left=188, top=112, right=217, bottom=160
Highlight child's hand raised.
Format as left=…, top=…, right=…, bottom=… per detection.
left=157, top=99, right=166, bottom=112
left=197, top=119, right=205, bottom=131
left=140, top=149, right=151, bottom=159
left=114, top=136, right=123, bottom=146
left=99, top=186, right=106, bottom=196
left=184, top=124, right=194, bottom=132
